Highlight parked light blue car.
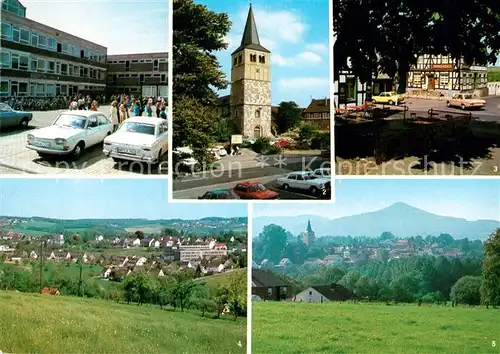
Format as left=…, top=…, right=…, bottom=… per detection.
left=0, top=102, right=33, bottom=130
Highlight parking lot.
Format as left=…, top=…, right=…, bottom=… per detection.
left=0, top=106, right=167, bottom=175
left=402, top=97, right=500, bottom=121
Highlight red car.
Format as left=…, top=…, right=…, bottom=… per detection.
left=233, top=181, right=280, bottom=200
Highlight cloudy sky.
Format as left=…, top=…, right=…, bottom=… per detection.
left=253, top=179, right=500, bottom=221
left=21, top=0, right=168, bottom=54
left=198, top=0, right=330, bottom=107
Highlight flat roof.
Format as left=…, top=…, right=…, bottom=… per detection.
left=3, top=11, right=107, bottom=51
left=107, top=52, right=169, bottom=60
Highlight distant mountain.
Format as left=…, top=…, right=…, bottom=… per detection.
left=252, top=202, right=499, bottom=240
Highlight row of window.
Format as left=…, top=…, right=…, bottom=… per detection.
left=233, top=53, right=267, bottom=66
left=1, top=49, right=106, bottom=80
left=0, top=79, right=104, bottom=97
left=108, top=59, right=167, bottom=64
left=1, top=21, right=106, bottom=63
left=410, top=72, right=488, bottom=88
left=304, top=112, right=330, bottom=119
left=2, top=0, right=26, bottom=17
left=110, top=73, right=167, bottom=82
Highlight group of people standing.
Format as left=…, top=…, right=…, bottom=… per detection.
left=68, top=95, right=100, bottom=111
left=108, top=94, right=167, bottom=132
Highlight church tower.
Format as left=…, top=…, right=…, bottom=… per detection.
left=301, top=220, right=315, bottom=246
left=230, top=4, right=272, bottom=138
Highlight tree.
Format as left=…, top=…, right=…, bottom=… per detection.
left=481, top=229, right=500, bottom=306
left=171, top=277, right=198, bottom=312
left=226, top=271, right=247, bottom=320
left=257, top=224, right=288, bottom=264
left=297, top=123, right=318, bottom=149
left=134, top=230, right=145, bottom=240
left=274, top=101, right=303, bottom=133
left=173, top=96, right=217, bottom=165
left=451, top=276, right=482, bottom=306
left=173, top=0, right=231, bottom=105
left=191, top=284, right=215, bottom=317
left=333, top=0, right=500, bottom=88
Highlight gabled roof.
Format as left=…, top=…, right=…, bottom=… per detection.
left=311, top=283, right=356, bottom=301
left=232, top=5, right=270, bottom=55
left=252, top=269, right=292, bottom=287
left=303, top=98, right=330, bottom=114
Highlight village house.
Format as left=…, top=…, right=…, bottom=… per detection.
left=252, top=269, right=293, bottom=301
left=95, top=235, right=104, bottom=242
left=293, top=283, right=356, bottom=303
left=0, top=245, right=13, bottom=252
left=302, top=98, right=330, bottom=131
left=279, top=258, right=292, bottom=267
left=29, top=250, right=38, bottom=259
left=323, top=254, right=344, bottom=265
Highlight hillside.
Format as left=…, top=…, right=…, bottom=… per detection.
left=1, top=216, right=248, bottom=237
left=253, top=302, right=497, bottom=353
left=252, top=202, right=499, bottom=239
left=0, top=291, right=246, bottom=354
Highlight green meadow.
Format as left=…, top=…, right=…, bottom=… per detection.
left=0, top=291, right=246, bottom=354
left=252, top=302, right=498, bottom=354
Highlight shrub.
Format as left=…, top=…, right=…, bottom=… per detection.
left=252, top=137, right=271, bottom=153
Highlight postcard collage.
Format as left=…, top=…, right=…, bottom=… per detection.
left=0, top=0, right=499, bottom=353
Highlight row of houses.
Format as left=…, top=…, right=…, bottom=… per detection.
left=101, top=255, right=237, bottom=280
left=334, top=54, right=489, bottom=108
left=252, top=269, right=356, bottom=303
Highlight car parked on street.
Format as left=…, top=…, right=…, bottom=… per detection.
left=0, top=102, right=33, bottom=130
left=103, top=116, right=168, bottom=166
left=446, top=93, right=486, bottom=110
left=198, top=189, right=241, bottom=200
left=371, top=91, right=405, bottom=105
left=276, top=171, right=330, bottom=197
left=233, top=181, right=280, bottom=200
left=26, top=111, right=113, bottom=160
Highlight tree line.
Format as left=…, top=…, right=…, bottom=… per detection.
left=257, top=225, right=500, bottom=307
left=0, top=262, right=247, bottom=319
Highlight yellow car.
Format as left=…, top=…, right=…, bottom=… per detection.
left=371, top=91, right=405, bottom=105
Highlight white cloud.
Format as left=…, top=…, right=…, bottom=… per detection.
left=274, top=51, right=323, bottom=66
left=21, top=1, right=168, bottom=54
left=278, top=77, right=330, bottom=89
left=306, top=42, right=329, bottom=53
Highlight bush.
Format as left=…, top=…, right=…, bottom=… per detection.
left=266, top=145, right=282, bottom=155
left=252, top=137, right=271, bottom=154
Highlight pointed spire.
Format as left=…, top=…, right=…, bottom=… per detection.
left=232, top=4, right=270, bottom=55
left=307, top=220, right=313, bottom=233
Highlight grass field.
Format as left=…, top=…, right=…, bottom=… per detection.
left=196, top=269, right=247, bottom=287
left=488, top=67, right=500, bottom=82
left=0, top=291, right=246, bottom=353
left=252, top=302, right=499, bottom=354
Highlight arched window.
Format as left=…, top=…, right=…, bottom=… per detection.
left=259, top=55, right=265, bottom=64
left=253, top=126, right=261, bottom=138
left=255, top=109, right=260, bottom=118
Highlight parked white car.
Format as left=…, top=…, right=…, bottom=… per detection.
left=26, top=111, right=113, bottom=159
left=276, top=171, right=330, bottom=196
left=313, top=168, right=331, bottom=178
left=103, top=116, right=168, bottom=165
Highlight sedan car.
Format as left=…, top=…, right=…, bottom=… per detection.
left=276, top=171, right=330, bottom=197
left=103, top=116, right=168, bottom=165
left=372, top=91, right=405, bottom=105
left=233, top=181, right=280, bottom=200
left=198, top=189, right=241, bottom=200
left=0, top=102, right=33, bottom=130
left=26, top=111, right=113, bottom=160
left=446, top=93, right=486, bottom=110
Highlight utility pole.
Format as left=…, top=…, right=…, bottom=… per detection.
left=39, top=240, right=44, bottom=292
left=78, top=257, right=83, bottom=297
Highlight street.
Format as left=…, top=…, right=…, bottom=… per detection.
left=0, top=106, right=168, bottom=175
left=401, top=97, right=500, bottom=121
left=172, top=158, right=331, bottom=200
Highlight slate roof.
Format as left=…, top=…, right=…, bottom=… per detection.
left=252, top=269, right=292, bottom=287
left=232, top=5, right=270, bottom=54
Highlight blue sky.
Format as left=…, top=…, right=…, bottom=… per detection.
left=22, top=0, right=168, bottom=54
left=0, top=179, right=247, bottom=219
left=253, top=179, right=500, bottom=221
left=197, top=0, right=330, bottom=107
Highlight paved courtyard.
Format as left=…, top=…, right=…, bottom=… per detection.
left=0, top=106, right=167, bottom=175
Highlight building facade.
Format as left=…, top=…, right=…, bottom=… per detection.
left=407, top=54, right=488, bottom=97
left=302, top=98, right=330, bottom=130
left=333, top=67, right=370, bottom=108
left=0, top=0, right=107, bottom=97
left=179, top=244, right=228, bottom=262
left=106, top=52, right=168, bottom=97
left=230, top=5, right=272, bottom=138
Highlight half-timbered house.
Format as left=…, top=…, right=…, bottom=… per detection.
left=407, top=54, right=488, bottom=97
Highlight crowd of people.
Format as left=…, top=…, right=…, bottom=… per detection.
left=67, top=93, right=168, bottom=132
